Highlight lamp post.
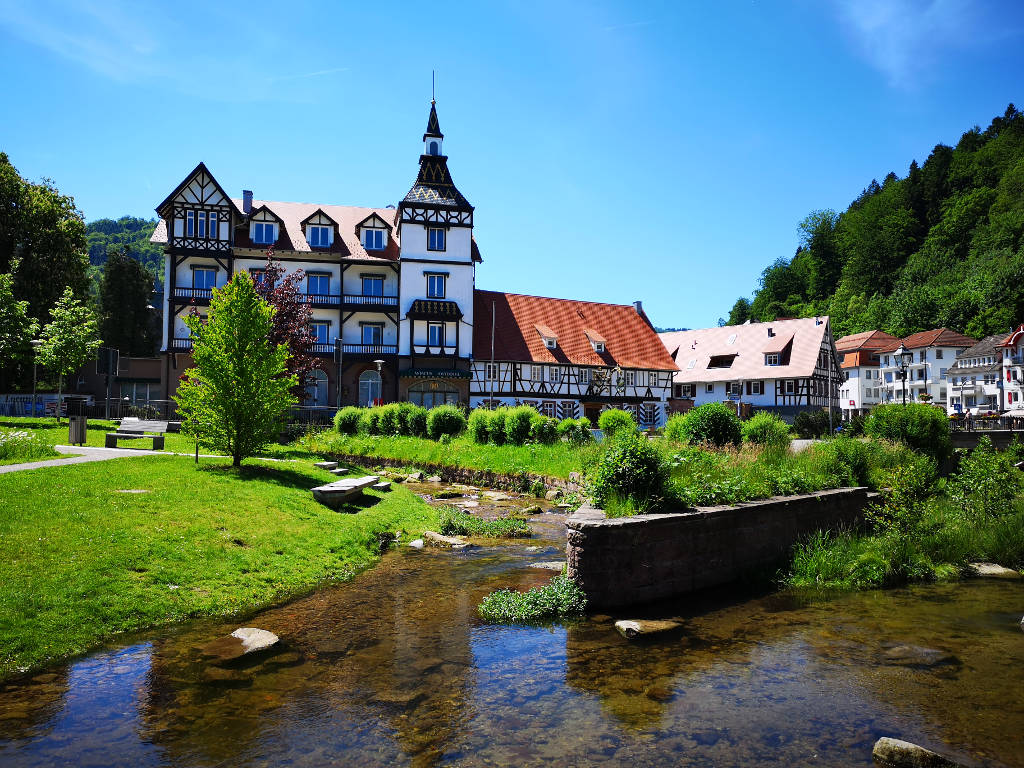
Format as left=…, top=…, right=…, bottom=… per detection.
left=30, top=338, right=42, bottom=418
left=895, top=343, right=913, bottom=406
left=373, top=359, right=385, bottom=406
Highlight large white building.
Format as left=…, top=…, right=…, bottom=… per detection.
left=659, top=317, right=843, bottom=420
left=836, top=330, right=899, bottom=420
left=875, top=328, right=975, bottom=409
left=1000, top=324, right=1024, bottom=413
left=946, top=333, right=1006, bottom=415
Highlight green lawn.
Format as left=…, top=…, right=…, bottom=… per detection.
left=299, top=431, right=600, bottom=479
left=0, top=454, right=437, bottom=679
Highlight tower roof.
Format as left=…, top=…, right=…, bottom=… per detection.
left=423, top=101, right=444, bottom=140
left=401, top=154, right=473, bottom=210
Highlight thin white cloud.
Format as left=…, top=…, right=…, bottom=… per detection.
left=834, top=0, right=980, bottom=87
left=268, top=67, right=349, bottom=83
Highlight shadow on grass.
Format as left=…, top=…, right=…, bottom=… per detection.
left=339, top=495, right=382, bottom=512
left=197, top=463, right=320, bottom=492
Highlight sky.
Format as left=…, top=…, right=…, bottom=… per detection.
left=2, top=0, right=1023, bottom=329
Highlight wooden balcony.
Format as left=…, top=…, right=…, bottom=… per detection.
left=342, top=294, right=399, bottom=311
left=169, top=338, right=193, bottom=351
left=302, top=293, right=341, bottom=307
left=342, top=343, right=398, bottom=356
left=171, top=287, right=213, bottom=304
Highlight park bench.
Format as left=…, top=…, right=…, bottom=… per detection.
left=105, top=418, right=168, bottom=450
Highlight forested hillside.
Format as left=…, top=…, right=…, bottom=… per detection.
left=86, top=217, right=162, bottom=285
left=726, top=104, right=1024, bottom=340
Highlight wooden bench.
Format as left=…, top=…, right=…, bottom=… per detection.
left=106, top=418, right=168, bottom=450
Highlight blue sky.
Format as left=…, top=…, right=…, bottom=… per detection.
left=2, top=0, right=1022, bottom=329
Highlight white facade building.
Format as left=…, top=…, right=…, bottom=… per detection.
left=835, top=330, right=898, bottom=420
left=1000, top=324, right=1024, bottom=413
left=876, top=328, right=975, bottom=409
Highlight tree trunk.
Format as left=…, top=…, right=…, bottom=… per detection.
left=56, top=375, right=62, bottom=424
left=233, top=452, right=241, bottom=468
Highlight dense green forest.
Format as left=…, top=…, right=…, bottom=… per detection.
left=86, top=217, right=162, bottom=285
left=727, top=104, right=1024, bottom=340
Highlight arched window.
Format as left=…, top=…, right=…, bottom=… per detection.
left=408, top=380, right=459, bottom=409
left=428, top=141, right=439, bottom=156
left=305, top=369, right=328, bottom=407
left=359, top=370, right=382, bottom=406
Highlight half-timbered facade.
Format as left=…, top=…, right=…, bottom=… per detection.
left=153, top=101, right=479, bottom=407
left=470, top=292, right=677, bottom=428
left=659, top=317, right=843, bottom=420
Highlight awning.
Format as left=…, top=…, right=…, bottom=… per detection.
left=399, top=368, right=472, bottom=379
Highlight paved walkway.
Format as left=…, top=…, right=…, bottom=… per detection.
left=0, top=444, right=173, bottom=475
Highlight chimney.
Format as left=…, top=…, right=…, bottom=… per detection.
left=242, top=189, right=253, bottom=214
left=633, top=300, right=643, bottom=315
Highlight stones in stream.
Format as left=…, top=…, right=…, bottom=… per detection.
left=530, top=561, right=566, bottom=571
left=199, top=627, right=280, bottom=666
left=872, top=737, right=967, bottom=767
left=408, top=539, right=424, bottom=549
left=545, top=489, right=563, bottom=501
left=422, top=531, right=472, bottom=549
left=879, top=645, right=961, bottom=669
left=614, top=620, right=684, bottom=640
left=965, top=562, right=1021, bottom=579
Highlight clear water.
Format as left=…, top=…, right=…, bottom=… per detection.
left=1, top=485, right=1022, bottom=767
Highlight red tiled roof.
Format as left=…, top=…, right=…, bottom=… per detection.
left=875, top=328, right=976, bottom=354
left=840, top=350, right=882, bottom=370
left=998, top=324, right=1024, bottom=348
left=835, top=329, right=899, bottom=352
left=473, top=290, right=677, bottom=369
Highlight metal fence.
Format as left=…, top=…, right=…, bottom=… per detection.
left=950, top=415, right=1024, bottom=432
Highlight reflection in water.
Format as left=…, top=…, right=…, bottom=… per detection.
left=1, top=486, right=1022, bottom=768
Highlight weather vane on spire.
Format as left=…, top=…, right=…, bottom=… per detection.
left=431, top=70, right=435, bottom=104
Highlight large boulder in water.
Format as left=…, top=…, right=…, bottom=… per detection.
left=199, top=627, right=280, bottom=666
left=872, top=737, right=967, bottom=767
left=614, top=619, right=683, bottom=640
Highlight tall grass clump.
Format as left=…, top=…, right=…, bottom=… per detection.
left=467, top=408, right=491, bottom=444
left=333, top=406, right=362, bottom=435
left=426, top=404, right=466, bottom=440
left=597, top=408, right=637, bottom=438
left=947, top=436, right=1022, bottom=520
left=741, top=411, right=791, bottom=448
left=478, top=574, right=587, bottom=623
left=0, top=429, right=59, bottom=464
left=664, top=402, right=741, bottom=447
left=864, top=402, right=952, bottom=462
left=437, top=506, right=531, bottom=538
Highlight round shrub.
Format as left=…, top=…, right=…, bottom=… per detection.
left=377, top=403, right=402, bottom=436
left=467, top=408, right=491, bottom=444
left=589, top=430, right=666, bottom=508
left=358, top=407, right=382, bottom=435
left=426, top=404, right=466, bottom=439
left=334, top=406, right=362, bottom=435
left=406, top=405, right=428, bottom=438
left=598, top=408, right=637, bottom=438
left=665, top=403, right=741, bottom=447
left=530, top=413, right=559, bottom=444
left=393, top=402, right=418, bottom=436
left=864, top=403, right=952, bottom=462
left=488, top=407, right=509, bottom=445
left=793, top=410, right=835, bottom=439
left=741, top=411, right=791, bottom=449
left=557, top=417, right=594, bottom=445
left=505, top=405, right=537, bottom=445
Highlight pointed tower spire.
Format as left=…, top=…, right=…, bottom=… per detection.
left=423, top=99, right=444, bottom=156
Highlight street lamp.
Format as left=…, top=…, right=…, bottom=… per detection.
left=373, top=359, right=385, bottom=406
left=30, top=338, right=42, bottom=418
left=894, top=343, right=914, bottom=406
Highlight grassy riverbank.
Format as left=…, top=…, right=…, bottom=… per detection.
left=0, top=455, right=437, bottom=680
left=299, top=431, right=601, bottom=479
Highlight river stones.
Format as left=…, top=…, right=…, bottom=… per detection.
left=614, top=620, right=684, bottom=640
left=433, top=489, right=463, bottom=499
left=965, top=562, right=1021, bottom=579
left=199, top=627, right=280, bottom=666
left=880, top=645, right=960, bottom=669
left=872, top=737, right=967, bottom=767
left=406, top=471, right=424, bottom=481
left=426, top=475, right=442, bottom=483
left=422, top=530, right=472, bottom=549
left=408, top=538, right=424, bottom=549
left=545, top=489, right=563, bottom=501
left=530, top=561, right=566, bottom=571
left=521, top=504, right=543, bottom=515
left=483, top=491, right=511, bottom=501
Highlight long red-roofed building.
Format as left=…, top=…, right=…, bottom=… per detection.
left=471, top=290, right=678, bottom=426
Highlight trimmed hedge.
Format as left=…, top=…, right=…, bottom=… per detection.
left=598, top=408, right=637, bottom=438
left=426, top=404, right=466, bottom=439
left=864, top=402, right=952, bottom=462
left=589, top=429, right=666, bottom=507
left=665, top=402, right=741, bottom=447
left=741, top=411, right=791, bottom=448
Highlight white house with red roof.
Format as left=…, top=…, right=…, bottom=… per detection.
left=835, top=330, right=899, bottom=420
left=659, top=317, right=843, bottom=420
left=874, top=328, right=975, bottom=408
left=470, top=292, right=677, bottom=427
left=999, top=324, right=1024, bottom=413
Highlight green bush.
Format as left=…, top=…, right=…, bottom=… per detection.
left=426, top=404, right=466, bottom=439
left=393, top=402, right=418, bottom=436
left=598, top=408, right=637, bottom=438
left=358, top=408, right=382, bottom=435
left=589, top=429, right=666, bottom=508
left=556, top=417, right=593, bottom=445
left=377, top=403, right=402, bottom=436
left=741, top=411, right=791, bottom=448
left=948, top=436, right=1022, bottom=520
left=477, top=574, right=587, bottom=623
left=333, top=406, right=362, bottom=435
left=467, top=408, right=491, bottom=444
left=437, top=506, right=531, bottom=538
left=505, top=405, right=536, bottom=445
left=665, top=402, right=741, bottom=447
left=864, top=403, right=952, bottom=462
left=793, top=410, right=836, bottom=438
left=843, top=413, right=867, bottom=437
left=530, top=413, right=559, bottom=444
left=812, top=436, right=873, bottom=487
left=406, top=405, right=428, bottom=437
left=488, top=407, right=509, bottom=445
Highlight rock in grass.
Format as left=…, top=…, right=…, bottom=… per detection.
left=408, top=539, right=424, bottom=549
left=426, top=475, right=442, bottom=483
left=406, top=471, right=424, bottom=481
left=872, top=737, right=967, bottom=767
left=314, top=461, right=338, bottom=470
left=965, top=562, right=1021, bottom=579
left=422, top=530, right=471, bottom=549
left=614, top=619, right=683, bottom=640
left=199, top=628, right=279, bottom=666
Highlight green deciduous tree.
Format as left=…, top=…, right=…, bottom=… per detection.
left=36, top=287, right=102, bottom=421
left=98, top=247, right=158, bottom=356
left=0, top=268, right=39, bottom=389
left=173, top=273, right=297, bottom=467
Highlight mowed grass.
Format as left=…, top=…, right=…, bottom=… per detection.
left=0, top=454, right=437, bottom=679
left=300, top=431, right=600, bottom=479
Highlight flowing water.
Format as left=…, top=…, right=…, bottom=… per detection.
left=1, top=482, right=1022, bottom=767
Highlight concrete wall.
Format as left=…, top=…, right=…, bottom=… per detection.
left=566, top=487, right=871, bottom=608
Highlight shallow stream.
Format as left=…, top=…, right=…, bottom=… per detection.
left=1, top=482, right=1022, bottom=767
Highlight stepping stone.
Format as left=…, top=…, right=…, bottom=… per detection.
left=199, top=627, right=280, bottom=666
left=406, top=471, right=423, bottom=481
left=423, top=530, right=472, bottom=549
left=530, top=561, right=565, bottom=571
left=614, top=619, right=684, bottom=640
left=311, top=476, right=379, bottom=509
left=330, top=468, right=350, bottom=476
left=314, top=461, right=338, bottom=470
left=372, top=481, right=391, bottom=492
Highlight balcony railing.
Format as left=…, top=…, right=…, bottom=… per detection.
left=302, top=293, right=341, bottom=307
left=171, top=288, right=213, bottom=301
left=342, top=294, right=399, bottom=307
left=310, top=343, right=334, bottom=354
left=169, top=338, right=193, bottom=351
left=342, top=343, right=398, bottom=356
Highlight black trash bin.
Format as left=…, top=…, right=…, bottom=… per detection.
left=69, top=415, right=87, bottom=446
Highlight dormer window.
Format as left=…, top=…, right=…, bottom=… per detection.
left=252, top=222, right=276, bottom=245
left=363, top=228, right=385, bottom=250
left=428, top=227, right=446, bottom=251
left=307, top=225, right=331, bottom=248
left=536, top=323, right=558, bottom=350
left=545, top=338, right=557, bottom=350
left=584, top=328, right=606, bottom=353
left=765, top=353, right=780, bottom=366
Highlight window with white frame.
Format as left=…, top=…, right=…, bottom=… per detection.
left=311, top=321, right=330, bottom=345
left=521, top=364, right=532, bottom=381
left=307, top=273, right=329, bottom=295
left=625, top=370, right=635, bottom=386
left=252, top=222, right=275, bottom=244
left=548, top=366, right=561, bottom=385
left=363, top=228, right=385, bottom=250
left=361, top=323, right=383, bottom=345
left=208, top=211, right=218, bottom=239
left=307, top=225, right=331, bottom=247
left=485, top=362, right=499, bottom=380
left=579, top=368, right=591, bottom=385
left=249, top=268, right=269, bottom=287
left=765, top=353, right=780, bottom=366
left=706, top=383, right=714, bottom=393
left=593, top=340, right=605, bottom=353
left=426, top=274, right=446, bottom=298
left=361, top=275, right=384, bottom=296
left=428, top=227, right=446, bottom=251
left=919, top=350, right=926, bottom=362
left=193, top=267, right=216, bottom=290
left=539, top=401, right=555, bottom=417
left=680, top=383, right=695, bottom=398
left=728, top=382, right=741, bottom=397
left=186, top=210, right=195, bottom=237
left=785, top=380, right=796, bottom=394
left=750, top=380, right=764, bottom=395
left=427, top=322, right=445, bottom=347
left=935, top=349, right=943, bottom=359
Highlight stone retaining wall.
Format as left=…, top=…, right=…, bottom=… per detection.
left=323, top=452, right=583, bottom=494
left=566, top=487, right=872, bottom=608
